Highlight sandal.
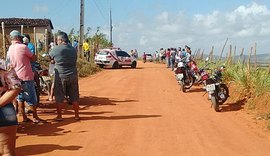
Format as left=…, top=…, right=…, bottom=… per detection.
left=54, top=118, right=63, bottom=122
left=33, top=118, right=47, bottom=123
left=46, top=98, right=53, bottom=101
left=22, top=118, right=32, bottom=123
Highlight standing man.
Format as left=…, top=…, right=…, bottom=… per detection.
left=73, top=39, right=78, bottom=53
left=49, top=31, right=80, bottom=121
left=170, top=48, right=176, bottom=71
left=166, top=48, right=171, bottom=68
left=83, top=39, right=90, bottom=62
left=23, top=34, right=42, bottom=95
left=8, top=30, right=44, bottom=123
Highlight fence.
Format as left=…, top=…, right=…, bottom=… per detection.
left=1, top=22, right=50, bottom=60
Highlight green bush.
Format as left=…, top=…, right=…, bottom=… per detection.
left=77, top=58, right=101, bottom=77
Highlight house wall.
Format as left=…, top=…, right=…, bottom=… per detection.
left=0, top=26, right=52, bottom=58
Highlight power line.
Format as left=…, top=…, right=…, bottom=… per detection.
left=92, top=0, right=109, bottom=24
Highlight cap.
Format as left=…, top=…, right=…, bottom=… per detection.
left=10, top=30, right=21, bottom=38
left=23, top=36, right=29, bottom=43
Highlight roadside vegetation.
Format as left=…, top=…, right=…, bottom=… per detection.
left=37, top=27, right=111, bottom=78
left=194, top=44, right=270, bottom=129
left=69, top=27, right=111, bottom=77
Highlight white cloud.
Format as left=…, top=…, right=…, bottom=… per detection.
left=112, top=2, right=270, bottom=55
left=139, top=36, right=148, bottom=46
left=233, top=2, right=270, bottom=17
left=33, top=5, right=48, bottom=13
left=156, top=11, right=169, bottom=22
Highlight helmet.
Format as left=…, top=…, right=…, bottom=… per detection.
left=177, top=62, right=184, bottom=68
left=22, top=36, right=29, bottom=44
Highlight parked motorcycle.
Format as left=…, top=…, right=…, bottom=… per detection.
left=205, top=65, right=229, bottom=112
left=33, top=62, right=52, bottom=104
left=175, top=61, right=195, bottom=92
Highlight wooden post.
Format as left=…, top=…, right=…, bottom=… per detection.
left=268, top=60, right=270, bottom=74
left=239, top=48, right=244, bottom=62
left=227, top=45, right=232, bottom=65
left=220, top=38, right=228, bottom=60
left=201, top=49, right=204, bottom=60
left=1, top=22, right=6, bottom=59
left=45, top=29, right=48, bottom=53
left=247, top=47, right=253, bottom=72
left=33, top=27, right=38, bottom=60
left=53, top=32, right=56, bottom=45
left=21, top=25, right=24, bottom=35
left=254, top=42, right=257, bottom=69
left=79, top=0, right=85, bottom=58
left=196, top=48, right=201, bottom=61
left=209, top=46, right=214, bottom=62
left=233, top=45, right=236, bottom=64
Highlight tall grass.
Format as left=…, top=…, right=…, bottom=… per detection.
left=195, top=43, right=270, bottom=128
left=224, top=61, right=270, bottom=97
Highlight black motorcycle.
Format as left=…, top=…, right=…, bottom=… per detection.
left=33, top=62, right=52, bottom=104
left=175, top=61, right=195, bottom=92
left=205, top=66, right=229, bottom=112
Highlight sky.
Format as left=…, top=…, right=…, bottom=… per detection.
left=1, top=0, right=270, bottom=55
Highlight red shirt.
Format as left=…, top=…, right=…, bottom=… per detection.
left=166, top=51, right=170, bottom=58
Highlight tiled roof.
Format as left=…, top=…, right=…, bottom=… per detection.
left=0, top=18, right=53, bottom=29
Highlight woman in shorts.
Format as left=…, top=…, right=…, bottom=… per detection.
left=0, top=59, right=21, bottom=156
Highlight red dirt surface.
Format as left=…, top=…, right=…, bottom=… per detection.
left=16, top=62, right=270, bottom=156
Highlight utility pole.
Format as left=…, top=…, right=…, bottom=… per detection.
left=79, top=0, right=84, bottom=58
left=110, top=4, right=113, bottom=46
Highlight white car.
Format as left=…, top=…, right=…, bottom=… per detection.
left=146, top=54, right=153, bottom=62
left=94, top=48, right=137, bottom=68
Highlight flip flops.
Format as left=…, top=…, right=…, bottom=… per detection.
left=22, top=118, right=32, bottom=123
left=54, top=118, right=64, bottom=122
left=33, top=118, right=47, bottom=124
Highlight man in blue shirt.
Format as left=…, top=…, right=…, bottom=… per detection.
left=73, top=39, right=78, bottom=52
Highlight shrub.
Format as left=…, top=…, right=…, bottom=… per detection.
left=77, top=58, right=101, bottom=77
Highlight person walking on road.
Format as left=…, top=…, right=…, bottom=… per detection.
left=8, top=30, right=44, bottom=123
left=170, top=48, right=177, bottom=71
left=49, top=31, right=80, bottom=121
left=143, top=52, right=146, bottom=63
left=166, top=48, right=171, bottom=68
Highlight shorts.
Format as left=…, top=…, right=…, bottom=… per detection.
left=17, top=80, right=38, bottom=106
left=0, top=103, right=18, bottom=127
left=54, top=74, right=79, bottom=103
left=84, top=51, right=90, bottom=57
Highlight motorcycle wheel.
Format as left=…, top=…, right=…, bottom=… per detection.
left=211, top=96, right=220, bottom=112
left=217, top=84, right=229, bottom=105
left=184, top=74, right=193, bottom=89
left=180, top=80, right=186, bottom=92
left=45, top=80, right=52, bottom=95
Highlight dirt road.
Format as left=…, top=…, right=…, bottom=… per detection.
left=16, top=62, right=270, bottom=156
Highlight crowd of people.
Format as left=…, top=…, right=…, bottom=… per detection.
left=0, top=30, right=80, bottom=155
left=154, top=45, right=192, bottom=70
left=130, top=49, right=139, bottom=59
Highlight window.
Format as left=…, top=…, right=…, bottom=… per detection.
left=116, top=51, right=130, bottom=57
left=98, top=51, right=109, bottom=55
